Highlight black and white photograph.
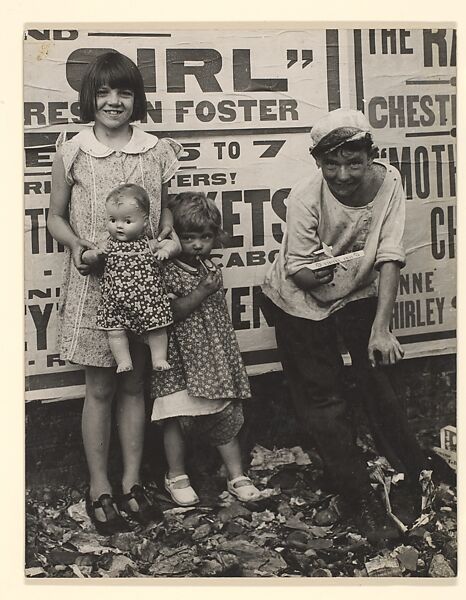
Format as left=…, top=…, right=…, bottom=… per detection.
left=22, top=21, right=457, bottom=581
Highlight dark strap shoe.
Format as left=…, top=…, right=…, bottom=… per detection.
left=119, top=484, right=164, bottom=525
left=85, top=491, right=132, bottom=535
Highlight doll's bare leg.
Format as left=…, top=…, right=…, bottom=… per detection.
left=146, top=327, right=171, bottom=371
left=107, top=330, right=133, bottom=373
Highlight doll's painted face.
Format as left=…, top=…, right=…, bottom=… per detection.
left=106, top=197, right=147, bottom=242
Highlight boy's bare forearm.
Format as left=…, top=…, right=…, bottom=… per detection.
left=373, top=261, right=400, bottom=331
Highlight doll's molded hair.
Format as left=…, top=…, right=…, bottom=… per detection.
left=169, top=192, right=227, bottom=245
left=79, top=51, right=147, bottom=123
left=106, top=183, right=150, bottom=216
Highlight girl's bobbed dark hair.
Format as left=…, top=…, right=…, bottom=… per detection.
left=79, top=51, right=147, bottom=123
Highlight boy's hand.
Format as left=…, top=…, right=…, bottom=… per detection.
left=312, top=265, right=336, bottom=286
left=71, top=238, right=98, bottom=276
left=368, top=328, right=405, bottom=367
left=292, top=264, right=336, bottom=291
left=198, top=270, right=222, bottom=296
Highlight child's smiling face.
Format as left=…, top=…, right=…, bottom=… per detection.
left=316, top=148, right=372, bottom=203
left=106, top=197, right=147, bottom=242
left=94, top=85, right=135, bottom=130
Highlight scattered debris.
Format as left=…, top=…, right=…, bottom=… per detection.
left=314, top=507, right=339, bottom=526
left=25, top=434, right=457, bottom=579
left=217, top=502, right=251, bottom=523
left=250, top=445, right=311, bottom=470
left=218, top=539, right=287, bottom=576
left=393, top=545, right=419, bottom=572
left=25, top=567, right=46, bottom=577
left=365, top=556, right=403, bottom=577
left=428, top=554, right=455, bottom=578
left=192, top=523, right=212, bottom=541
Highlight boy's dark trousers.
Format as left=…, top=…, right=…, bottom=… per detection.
left=269, top=297, right=427, bottom=503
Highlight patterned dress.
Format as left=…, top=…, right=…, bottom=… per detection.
left=96, top=237, right=172, bottom=334
left=56, top=126, right=182, bottom=367
left=151, top=258, right=251, bottom=421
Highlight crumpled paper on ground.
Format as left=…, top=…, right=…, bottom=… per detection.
left=250, top=445, right=311, bottom=470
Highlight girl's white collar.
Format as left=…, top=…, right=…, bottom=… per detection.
left=73, top=125, right=159, bottom=157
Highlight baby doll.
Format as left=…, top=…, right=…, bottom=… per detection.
left=82, top=183, right=180, bottom=372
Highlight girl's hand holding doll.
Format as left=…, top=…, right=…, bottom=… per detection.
left=81, top=246, right=108, bottom=274
left=71, top=238, right=100, bottom=276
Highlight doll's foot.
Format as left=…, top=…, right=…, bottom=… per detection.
left=153, top=360, right=172, bottom=372
left=116, top=362, right=133, bottom=373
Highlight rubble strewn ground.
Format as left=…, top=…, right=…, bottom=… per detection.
left=25, top=435, right=456, bottom=579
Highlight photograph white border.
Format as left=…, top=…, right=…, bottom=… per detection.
left=2, top=0, right=465, bottom=597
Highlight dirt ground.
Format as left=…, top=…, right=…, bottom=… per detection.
left=25, top=430, right=457, bottom=579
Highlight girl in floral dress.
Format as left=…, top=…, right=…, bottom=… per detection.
left=151, top=192, right=261, bottom=506
left=47, top=51, right=182, bottom=533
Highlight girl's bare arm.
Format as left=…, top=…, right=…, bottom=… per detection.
left=47, top=148, right=97, bottom=274
left=170, top=271, right=222, bottom=321
left=158, top=183, right=174, bottom=241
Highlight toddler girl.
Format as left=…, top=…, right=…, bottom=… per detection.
left=151, top=192, right=260, bottom=505
left=83, top=183, right=181, bottom=373
left=47, top=50, right=182, bottom=533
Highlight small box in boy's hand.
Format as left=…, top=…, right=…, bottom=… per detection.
left=306, top=250, right=365, bottom=271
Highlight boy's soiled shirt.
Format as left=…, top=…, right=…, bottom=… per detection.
left=262, top=161, right=406, bottom=321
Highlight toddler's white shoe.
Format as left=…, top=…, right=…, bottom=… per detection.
left=227, top=476, right=261, bottom=502
left=164, top=474, right=199, bottom=507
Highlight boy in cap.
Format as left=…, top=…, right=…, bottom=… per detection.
left=262, top=108, right=430, bottom=544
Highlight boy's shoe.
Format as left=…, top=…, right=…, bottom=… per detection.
left=352, top=493, right=401, bottom=547
left=425, top=452, right=456, bottom=487
left=164, top=474, right=200, bottom=507
left=227, top=476, right=261, bottom=502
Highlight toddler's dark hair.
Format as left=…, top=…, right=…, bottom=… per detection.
left=79, top=51, right=147, bottom=123
left=168, top=192, right=227, bottom=244
left=106, top=183, right=150, bottom=216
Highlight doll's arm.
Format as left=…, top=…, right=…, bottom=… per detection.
left=148, top=231, right=181, bottom=261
